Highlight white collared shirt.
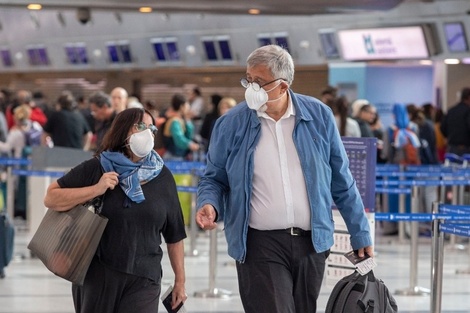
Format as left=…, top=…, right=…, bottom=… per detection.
left=249, top=97, right=311, bottom=230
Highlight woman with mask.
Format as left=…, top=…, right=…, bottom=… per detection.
left=43, top=108, right=187, bottom=313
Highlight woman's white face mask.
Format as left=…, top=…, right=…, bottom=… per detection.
left=244, top=81, right=283, bottom=112
left=128, top=129, right=154, bottom=158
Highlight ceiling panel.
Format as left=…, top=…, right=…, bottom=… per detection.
left=0, top=0, right=406, bottom=15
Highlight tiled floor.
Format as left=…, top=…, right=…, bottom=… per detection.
left=1, top=219, right=470, bottom=313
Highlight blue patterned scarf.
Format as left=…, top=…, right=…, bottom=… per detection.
left=100, top=150, right=164, bottom=203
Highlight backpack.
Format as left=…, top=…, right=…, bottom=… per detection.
left=24, top=123, right=42, bottom=147
left=391, top=128, right=421, bottom=165
left=325, top=270, right=398, bottom=313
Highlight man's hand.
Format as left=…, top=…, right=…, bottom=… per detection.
left=196, top=204, right=217, bottom=230
left=357, top=245, right=374, bottom=258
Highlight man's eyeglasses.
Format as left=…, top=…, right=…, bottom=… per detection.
left=240, top=78, right=286, bottom=91
left=134, top=122, right=157, bottom=133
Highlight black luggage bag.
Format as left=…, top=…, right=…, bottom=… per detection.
left=325, top=270, right=398, bottom=313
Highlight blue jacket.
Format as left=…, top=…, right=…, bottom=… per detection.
left=197, top=91, right=372, bottom=262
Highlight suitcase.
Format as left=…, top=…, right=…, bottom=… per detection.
left=0, top=211, right=15, bottom=278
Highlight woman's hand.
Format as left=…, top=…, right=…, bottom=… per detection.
left=171, top=282, right=187, bottom=310
left=96, top=171, right=119, bottom=194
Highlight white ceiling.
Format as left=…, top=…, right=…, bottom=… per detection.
left=0, top=0, right=408, bottom=15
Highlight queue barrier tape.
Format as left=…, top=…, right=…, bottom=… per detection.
left=375, top=213, right=470, bottom=221
left=376, top=171, right=470, bottom=178
left=0, top=157, right=31, bottom=166
left=176, top=186, right=198, bottom=193
left=375, top=187, right=411, bottom=194
left=376, top=179, right=470, bottom=187
left=12, top=169, right=65, bottom=178
left=439, top=204, right=470, bottom=213
left=439, top=224, right=470, bottom=237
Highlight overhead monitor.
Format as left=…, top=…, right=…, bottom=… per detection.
left=106, top=41, right=132, bottom=63
left=201, top=35, right=233, bottom=61
left=318, top=29, right=340, bottom=59
left=26, top=45, right=49, bottom=66
left=443, top=22, right=469, bottom=53
left=0, top=48, right=13, bottom=67
left=64, top=43, right=88, bottom=64
left=257, top=32, right=290, bottom=52
left=337, top=24, right=440, bottom=61
left=151, top=37, right=180, bottom=62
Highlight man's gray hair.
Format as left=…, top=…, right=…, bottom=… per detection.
left=246, top=45, right=294, bottom=85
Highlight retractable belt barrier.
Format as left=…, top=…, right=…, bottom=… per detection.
left=431, top=203, right=470, bottom=313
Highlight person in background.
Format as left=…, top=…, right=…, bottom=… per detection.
left=407, top=104, right=438, bottom=165
left=6, top=90, right=47, bottom=129
left=320, top=85, right=337, bottom=104
left=77, top=95, right=95, bottom=134
left=407, top=103, right=438, bottom=235
left=89, top=91, right=116, bottom=151
left=0, top=104, right=42, bottom=158
left=354, top=104, right=375, bottom=138
left=162, top=93, right=199, bottom=160
left=42, top=91, right=92, bottom=150
left=325, top=96, right=361, bottom=137
left=350, top=99, right=370, bottom=119
left=0, top=104, right=43, bottom=219
left=434, top=108, right=447, bottom=162
left=199, top=94, right=237, bottom=151
left=384, top=103, right=421, bottom=165
left=196, top=45, right=373, bottom=313
left=127, top=96, right=144, bottom=109
left=32, top=91, right=52, bottom=120
left=218, top=96, right=236, bottom=116
left=144, top=100, right=167, bottom=156
left=43, top=108, right=187, bottom=312
left=110, top=87, right=128, bottom=114
left=440, top=87, right=470, bottom=156
left=369, top=111, right=387, bottom=164
left=187, top=86, right=204, bottom=121
left=199, top=93, right=222, bottom=149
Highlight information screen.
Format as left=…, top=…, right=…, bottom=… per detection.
left=443, top=22, right=468, bottom=53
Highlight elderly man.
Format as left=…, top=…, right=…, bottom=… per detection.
left=196, top=45, right=373, bottom=313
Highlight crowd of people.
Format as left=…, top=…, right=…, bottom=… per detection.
left=1, top=44, right=469, bottom=313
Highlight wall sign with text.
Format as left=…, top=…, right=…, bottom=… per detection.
left=337, top=25, right=439, bottom=61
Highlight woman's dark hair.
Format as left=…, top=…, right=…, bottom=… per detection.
left=96, top=108, right=156, bottom=157
left=326, top=96, right=349, bottom=136
left=170, top=93, right=187, bottom=111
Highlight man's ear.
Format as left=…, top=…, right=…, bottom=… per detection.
left=280, top=81, right=290, bottom=94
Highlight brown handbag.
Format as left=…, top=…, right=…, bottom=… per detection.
left=27, top=197, right=107, bottom=286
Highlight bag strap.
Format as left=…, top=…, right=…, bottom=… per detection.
left=89, top=194, right=105, bottom=214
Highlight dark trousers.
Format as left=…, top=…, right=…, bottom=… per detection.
left=236, top=228, right=329, bottom=313
left=72, top=258, right=161, bottom=313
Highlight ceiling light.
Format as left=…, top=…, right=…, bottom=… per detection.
left=248, top=8, right=260, bottom=15
left=299, top=40, right=310, bottom=49
left=139, top=7, right=152, bottom=13
left=27, top=3, right=42, bottom=10
left=186, top=45, right=196, bottom=55
left=444, top=58, right=460, bottom=65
